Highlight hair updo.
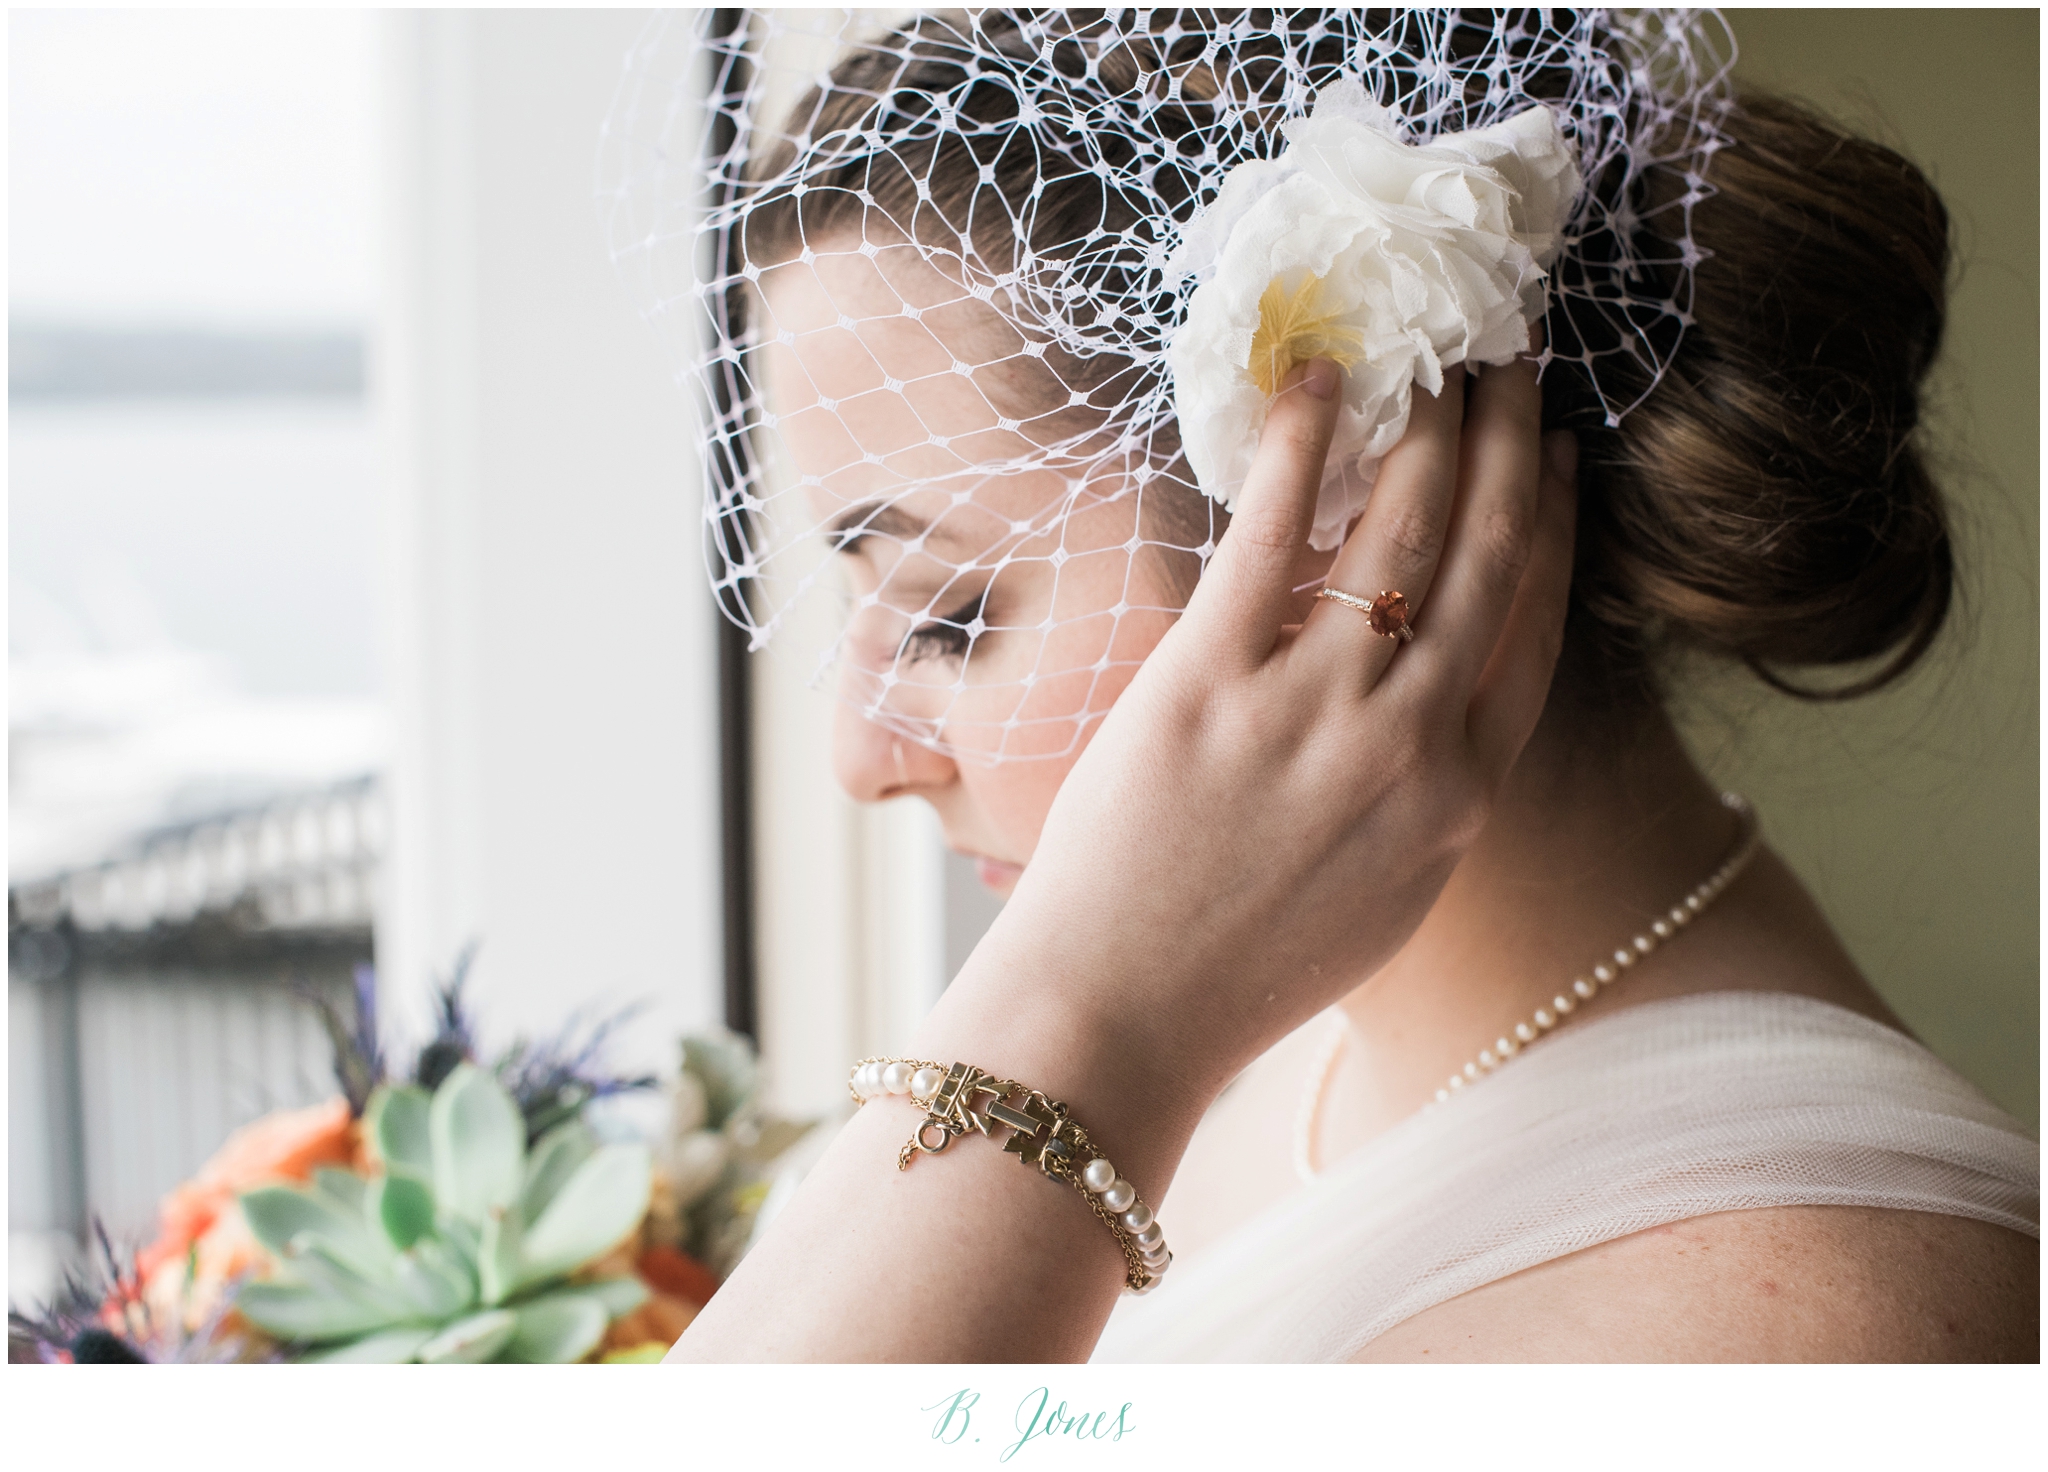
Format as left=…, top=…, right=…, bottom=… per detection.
left=744, top=10, right=1953, bottom=710
left=1552, top=93, right=1952, bottom=705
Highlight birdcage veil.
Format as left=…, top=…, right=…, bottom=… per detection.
left=601, top=9, right=1735, bottom=764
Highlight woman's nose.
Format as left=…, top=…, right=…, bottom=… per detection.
left=832, top=695, right=956, bottom=803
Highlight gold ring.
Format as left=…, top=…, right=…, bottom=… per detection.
left=1316, top=587, right=1415, bottom=642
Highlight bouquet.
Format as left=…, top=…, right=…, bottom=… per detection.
left=9, top=957, right=815, bottom=1363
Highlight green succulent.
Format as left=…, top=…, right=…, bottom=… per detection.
left=232, top=1063, right=653, bottom=1363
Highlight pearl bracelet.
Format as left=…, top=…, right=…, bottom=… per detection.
left=849, top=1056, right=1172, bottom=1293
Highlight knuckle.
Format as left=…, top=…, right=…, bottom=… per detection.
left=1377, top=717, right=1434, bottom=789
left=1416, top=747, right=1490, bottom=848
left=1445, top=785, right=1491, bottom=851
left=1473, top=506, right=1533, bottom=583
left=1270, top=419, right=1334, bottom=474
left=1213, top=677, right=1296, bottom=758
left=1216, top=515, right=1298, bottom=588
left=1377, top=502, right=1444, bottom=575
left=1230, top=507, right=1298, bottom=556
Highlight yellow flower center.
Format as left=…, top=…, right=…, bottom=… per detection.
left=1246, top=271, right=1366, bottom=396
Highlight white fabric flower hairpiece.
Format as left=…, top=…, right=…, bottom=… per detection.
left=1168, top=80, right=1583, bottom=549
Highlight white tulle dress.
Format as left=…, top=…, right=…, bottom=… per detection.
left=1090, top=991, right=2039, bottom=1362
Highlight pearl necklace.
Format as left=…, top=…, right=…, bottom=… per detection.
left=1294, top=792, right=1761, bottom=1182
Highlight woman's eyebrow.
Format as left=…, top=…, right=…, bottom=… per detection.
left=828, top=500, right=942, bottom=551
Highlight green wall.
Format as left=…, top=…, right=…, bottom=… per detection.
left=1673, top=10, right=2038, bottom=1124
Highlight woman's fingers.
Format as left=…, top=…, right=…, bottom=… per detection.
left=1466, top=428, right=1578, bottom=778
left=1389, top=355, right=1543, bottom=697
left=1182, top=358, right=1343, bottom=665
left=1298, top=364, right=1466, bottom=672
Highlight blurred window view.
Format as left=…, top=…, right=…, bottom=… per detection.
left=10, top=10, right=382, bottom=1306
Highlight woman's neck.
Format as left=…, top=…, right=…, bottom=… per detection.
left=1329, top=695, right=1746, bottom=1135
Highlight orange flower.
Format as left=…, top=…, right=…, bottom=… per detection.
left=141, top=1198, right=269, bottom=1335
left=194, top=1096, right=358, bottom=1189
left=137, top=1182, right=219, bottom=1282
left=635, top=1243, right=721, bottom=1309
left=135, top=1097, right=357, bottom=1290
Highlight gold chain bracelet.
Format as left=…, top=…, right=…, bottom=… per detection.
left=849, top=1057, right=1172, bottom=1293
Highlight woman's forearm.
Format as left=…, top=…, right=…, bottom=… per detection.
left=668, top=938, right=1215, bottom=1362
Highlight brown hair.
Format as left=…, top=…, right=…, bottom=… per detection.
left=743, top=12, right=1954, bottom=707
left=1553, top=93, right=1952, bottom=704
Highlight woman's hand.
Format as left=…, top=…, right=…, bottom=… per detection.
left=673, top=352, right=1574, bottom=1363
left=935, top=353, right=1578, bottom=1110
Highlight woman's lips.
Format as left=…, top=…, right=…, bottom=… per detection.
left=971, top=855, right=1023, bottom=892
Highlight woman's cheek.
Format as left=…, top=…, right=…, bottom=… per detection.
left=961, top=755, right=1075, bottom=865
left=961, top=660, right=1149, bottom=863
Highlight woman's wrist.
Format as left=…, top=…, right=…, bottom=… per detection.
left=907, top=915, right=1233, bottom=1198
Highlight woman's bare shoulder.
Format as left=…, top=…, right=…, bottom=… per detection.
left=1352, top=1206, right=2038, bottom=1363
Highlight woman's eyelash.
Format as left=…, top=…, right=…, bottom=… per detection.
left=899, top=588, right=988, bottom=664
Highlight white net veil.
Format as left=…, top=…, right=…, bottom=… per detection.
left=602, top=9, right=1735, bottom=764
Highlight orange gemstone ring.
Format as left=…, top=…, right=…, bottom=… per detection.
left=1316, top=587, right=1414, bottom=642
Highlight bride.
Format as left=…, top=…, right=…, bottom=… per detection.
left=632, top=10, right=2037, bottom=1361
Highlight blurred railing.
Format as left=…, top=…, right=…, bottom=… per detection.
left=8, top=776, right=380, bottom=1270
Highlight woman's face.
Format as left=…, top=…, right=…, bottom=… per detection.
left=758, top=246, right=1186, bottom=896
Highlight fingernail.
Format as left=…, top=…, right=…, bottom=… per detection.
left=1302, top=358, right=1339, bottom=401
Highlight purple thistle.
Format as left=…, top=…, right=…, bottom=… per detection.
left=350, top=962, right=385, bottom=1084
left=293, top=940, right=650, bottom=1140
left=295, top=963, right=386, bottom=1116
left=494, top=1000, right=658, bottom=1144
left=7, top=1220, right=260, bottom=1364
left=413, top=942, right=481, bottom=1092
